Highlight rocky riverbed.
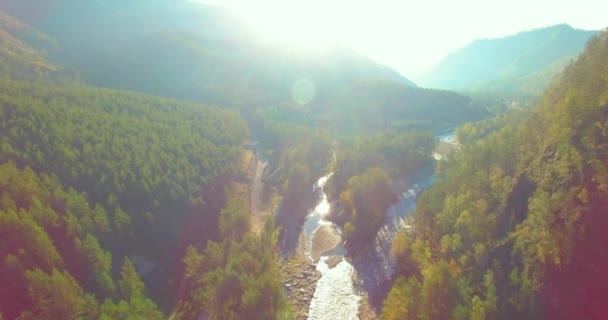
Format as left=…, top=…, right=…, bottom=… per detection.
left=282, top=255, right=321, bottom=320
left=310, top=225, right=341, bottom=261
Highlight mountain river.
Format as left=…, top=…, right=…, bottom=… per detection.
left=299, top=132, right=455, bottom=319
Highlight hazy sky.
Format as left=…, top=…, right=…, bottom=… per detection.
left=202, top=0, right=607, bottom=77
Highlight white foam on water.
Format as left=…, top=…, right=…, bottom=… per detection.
left=308, top=257, right=361, bottom=320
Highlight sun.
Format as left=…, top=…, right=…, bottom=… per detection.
left=227, top=1, right=350, bottom=49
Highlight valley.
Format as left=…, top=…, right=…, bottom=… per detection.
left=0, top=1, right=606, bottom=320
left=279, top=133, right=456, bottom=319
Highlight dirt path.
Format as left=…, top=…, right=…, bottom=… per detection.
left=250, top=158, right=267, bottom=217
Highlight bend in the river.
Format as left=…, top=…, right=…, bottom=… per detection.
left=289, top=132, right=457, bottom=319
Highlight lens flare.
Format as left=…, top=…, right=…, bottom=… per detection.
left=291, top=78, right=316, bottom=105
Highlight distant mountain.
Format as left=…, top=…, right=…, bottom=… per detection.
left=0, top=0, right=488, bottom=135
left=0, top=0, right=417, bottom=103
left=420, top=24, right=599, bottom=95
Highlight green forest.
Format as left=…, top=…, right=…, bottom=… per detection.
left=0, top=161, right=162, bottom=319
left=382, top=32, right=608, bottom=320
left=0, top=77, right=292, bottom=319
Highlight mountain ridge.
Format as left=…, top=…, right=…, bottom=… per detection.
left=420, top=24, right=599, bottom=95
left=0, top=0, right=418, bottom=100
left=0, top=0, right=489, bottom=138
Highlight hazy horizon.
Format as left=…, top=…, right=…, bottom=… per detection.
left=201, top=0, right=607, bottom=77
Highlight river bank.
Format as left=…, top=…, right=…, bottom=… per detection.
left=280, top=170, right=434, bottom=319
left=282, top=253, right=322, bottom=320
left=281, top=133, right=456, bottom=319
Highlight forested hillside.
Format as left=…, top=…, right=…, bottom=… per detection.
left=0, top=75, right=276, bottom=317
left=0, top=161, right=163, bottom=319
left=383, top=31, right=608, bottom=320
left=0, top=1, right=486, bottom=136
left=0, top=11, right=61, bottom=81
left=421, top=24, right=598, bottom=95
left=0, top=80, right=247, bottom=248
left=0, top=1, right=416, bottom=98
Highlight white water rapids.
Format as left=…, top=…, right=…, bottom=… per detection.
left=300, top=132, right=455, bottom=319
left=302, top=173, right=361, bottom=320
left=302, top=173, right=433, bottom=319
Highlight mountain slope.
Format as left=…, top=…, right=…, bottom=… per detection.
left=0, top=9, right=60, bottom=80
left=421, top=24, right=598, bottom=95
left=383, top=31, right=608, bottom=320
left=0, top=76, right=252, bottom=317
left=0, top=0, right=417, bottom=99
left=0, top=0, right=488, bottom=137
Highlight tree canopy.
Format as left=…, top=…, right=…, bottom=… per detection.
left=383, top=31, right=608, bottom=320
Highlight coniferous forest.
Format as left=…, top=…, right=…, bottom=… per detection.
left=382, top=32, right=608, bottom=320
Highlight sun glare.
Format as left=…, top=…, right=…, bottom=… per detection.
left=229, top=1, right=352, bottom=49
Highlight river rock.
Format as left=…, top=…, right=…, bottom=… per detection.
left=325, top=256, right=343, bottom=269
